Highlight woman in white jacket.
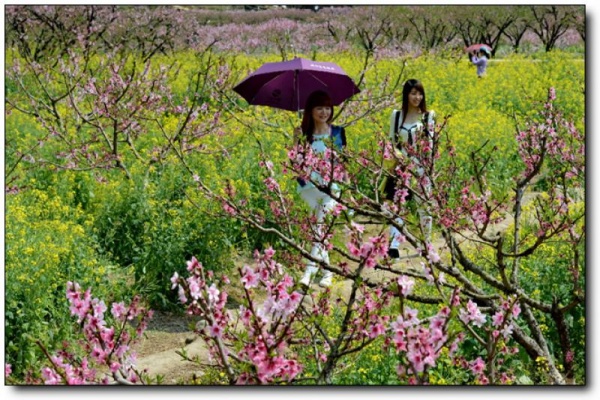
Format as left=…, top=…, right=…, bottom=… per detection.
left=383, top=79, right=435, bottom=258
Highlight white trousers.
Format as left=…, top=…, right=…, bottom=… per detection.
left=299, top=186, right=336, bottom=278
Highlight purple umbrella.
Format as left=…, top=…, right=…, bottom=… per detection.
left=233, top=57, right=360, bottom=112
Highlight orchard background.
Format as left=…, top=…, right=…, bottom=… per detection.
left=3, top=4, right=585, bottom=386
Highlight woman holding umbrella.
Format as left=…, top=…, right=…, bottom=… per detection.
left=233, top=58, right=360, bottom=290
left=470, top=48, right=490, bottom=78
left=295, top=90, right=346, bottom=289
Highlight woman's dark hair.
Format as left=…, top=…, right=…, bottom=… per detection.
left=400, top=79, right=427, bottom=127
left=301, top=90, right=334, bottom=143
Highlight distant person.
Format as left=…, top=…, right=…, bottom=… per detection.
left=470, top=49, right=489, bottom=78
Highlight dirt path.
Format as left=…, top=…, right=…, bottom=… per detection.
left=134, top=312, right=209, bottom=384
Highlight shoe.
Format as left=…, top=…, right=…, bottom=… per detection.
left=318, top=274, right=333, bottom=288
left=299, top=275, right=311, bottom=288
left=388, top=248, right=400, bottom=259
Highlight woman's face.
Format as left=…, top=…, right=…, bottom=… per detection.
left=408, top=88, right=423, bottom=109
left=311, top=105, right=332, bottom=124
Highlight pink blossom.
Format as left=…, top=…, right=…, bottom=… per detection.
left=437, top=272, right=446, bottom=285
left=240, top=307, right=252, bottom=325
left=263, top=246, right=275, bottom=259
left=500, top=373, right=512, bottom=384
left=565, top=350, right=574, bottom=363
left=331, top=202, right=346, bottom=216
left=207, top=283, right=220, bottom=304
left=280, top=274, right=294, bottom=288
left=90, top=346, right=107, bottom=363
left=404, top=307, right=420, bottom=324
left=66, top=281, right=81, bottom=300
left=407, top=351, right=425, bottom=373
left=397, top=275, right=415, bottom=296
left=177, top=285, right=187, bottom=303
left=42, top=367, right=62, bottom=385
left=512, top=303, right=521, bottom=318
left=369, top=322, right=385, bottom=338
left=364, top=253, right=378, bottom=269
left=429, top=315, right=445, bottom=331
left=263, top=177, right=279, bottom=192
left=109, top=361, right=121, bottom=373
left=186, top=256, right=201, bottom=272
left=92, top=299, right=107, bottom=319
left=222, top=201, right=237, bottom=216
left=426, top=244, right=440, bottom=263
left=501, top=323, right=514, bottom=339
left=241, top=266, right=259, bottom=289
left=470, top=357, right=486, bottom=374
left=188, top=279, right=202, bottom=300
left=346, top=240, right=361, bottom=257
left=170, top=272, right=179, bottom=289
left=69, top=298, right=91, bottom=323
left=351, top=221, right=365, bottom=233
left=450, top=289, right=461, bottom=307
left=459, top=300, right=487, bottom=327
left=492, top=311, right=504, bottom=327
left=208, top=324, right=223, bottom=338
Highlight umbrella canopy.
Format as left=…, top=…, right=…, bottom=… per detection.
left=233, top=57, right=360, bottom=112
left=465, top=43, right=492, bottom=56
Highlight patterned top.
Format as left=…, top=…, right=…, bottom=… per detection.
left=389, top=110, right=435, bottom=149
left=297, top=125, right=345, bottom=192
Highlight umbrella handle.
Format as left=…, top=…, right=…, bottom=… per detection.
left=295, top=69, right=300, bottom=115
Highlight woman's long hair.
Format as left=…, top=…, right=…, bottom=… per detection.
left=400, top=79, right=428, bottom=128
left=301, top=90, right=334, bottom=144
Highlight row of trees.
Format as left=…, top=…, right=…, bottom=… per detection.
left=5, top=5, right=584, bottom=63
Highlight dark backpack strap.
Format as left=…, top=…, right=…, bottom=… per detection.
left=422, top=111, right=430, bottom=139
left=394, top=110, right=401, bottom=139
left=422, top=111, right=430, bottom=127
left=330, top=125, right=345, bottom=150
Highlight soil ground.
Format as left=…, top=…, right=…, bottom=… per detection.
left=135, top=311, right=209, bottom=384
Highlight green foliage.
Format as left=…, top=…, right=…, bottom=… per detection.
left=87, top=163, right=238, bottom=309
left=4, top=173, right=124, bottom=378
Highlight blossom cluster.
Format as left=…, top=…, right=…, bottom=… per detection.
left=37, top=281, right=153, bottom=385
left=171, top=249, right=305, bottom=384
